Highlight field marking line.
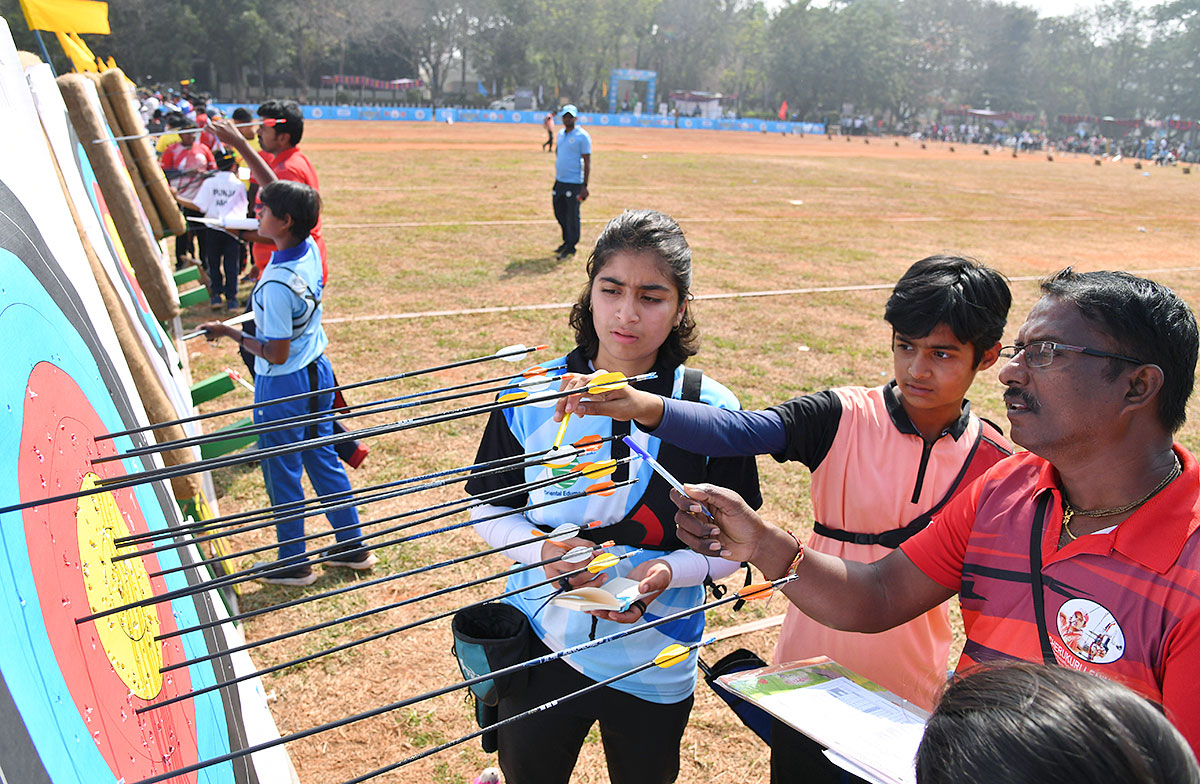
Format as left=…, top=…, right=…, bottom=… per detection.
left=707, top=613, right=786, bottom=643
left=324, top=215, right=1200, bottom=230
left=322, top=267, right=1200, bottom=326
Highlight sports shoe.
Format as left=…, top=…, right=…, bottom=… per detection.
left=226, top=298, right=239, bottom=311
left=253, top=561, right=317, bottom=586
left=210, top=296, right=222, bottom=311
left=325, top=544, right=378, bottom=570
left=553, top=243, right=567, bottom=254
left=556, top=247, right=576, bottom=260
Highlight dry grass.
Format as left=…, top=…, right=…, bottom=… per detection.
left=178, top=121, right=1200, bottom=783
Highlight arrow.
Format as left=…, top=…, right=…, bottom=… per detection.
left=129, top=576, right=790, bottom=784
left=342, top=637, right=716, bottom=783
left=0, top=367, right=650, bottom=518
left=95, top=343, right=548, bottom=441
left=97, top=364, right=565, bottom=463
left=139, top=454, right=623, bottom=581
left=75, top=471, right=636, bottom=625
left=114, top=435, right=601, bottom=550
left=93, top=117, right=282, bottom=144
left=139, top=548, right=637, bottom=714
left=155, top=523, right=608, bottom=643
left=181, top=311, right=254, bottom=341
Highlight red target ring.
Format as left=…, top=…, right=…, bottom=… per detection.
left=18, top=361, right=201, bottom=782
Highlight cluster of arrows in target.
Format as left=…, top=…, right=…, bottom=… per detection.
left=2, top=341, right=787, bottom=783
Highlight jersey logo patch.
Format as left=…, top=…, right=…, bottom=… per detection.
left=1056, top=598, right=1125, bottom=664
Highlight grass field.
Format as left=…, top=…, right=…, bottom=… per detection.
left=181, top=121, right=1200, bottom=783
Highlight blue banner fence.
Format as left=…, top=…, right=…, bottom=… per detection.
left=211, top=103, right=825, bottom=136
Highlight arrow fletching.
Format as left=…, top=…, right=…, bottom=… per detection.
left=547, top=523, right=582, bottom=542
left=573, top=435, right=604, bottom=453
left=497, top=343, right=547, bottom=362
left=653, top=644, right=692, bottom=668
left=574, top=460, right=617, bottom=479
left=561, top=545, right=593, bottom=563
left=497, top=390, right=530, bottom=404
left=587, top=553, right=620, bottom=573
left=587, top=371, right=629, bottom=393
left=736, top=582, right=776, bottom=602
left=584, top=480, right=617, bottom=497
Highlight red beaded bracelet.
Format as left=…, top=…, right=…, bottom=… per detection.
left=783, top=530, right=805, bottom=579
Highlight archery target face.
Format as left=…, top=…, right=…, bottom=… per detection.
left=0, top=187, right=241, bottom=782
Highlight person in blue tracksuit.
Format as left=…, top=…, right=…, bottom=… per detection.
left=201, top=180, right=374, bottom=586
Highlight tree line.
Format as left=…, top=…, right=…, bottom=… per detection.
left=3, top=0, right=1198, bottom=123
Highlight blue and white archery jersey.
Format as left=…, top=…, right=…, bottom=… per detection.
left=466, top=349, right=761, bottom=703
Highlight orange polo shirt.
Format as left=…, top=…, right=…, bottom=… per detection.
left=771, top=383, right=1010, bottom=708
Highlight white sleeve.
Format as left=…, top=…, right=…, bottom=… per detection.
left=657, top=547, right=740, bottom=589
left=470, top=503, right=545, bottom=565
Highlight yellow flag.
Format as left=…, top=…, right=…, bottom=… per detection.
left=20, top=0, right=110, bottom=34
left=55, top=31, right=98, bottom=72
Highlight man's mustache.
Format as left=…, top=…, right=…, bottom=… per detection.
left=1004, top=388, right=1039, bottom=412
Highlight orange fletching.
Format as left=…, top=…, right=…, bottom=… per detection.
left=736, top=582, right=775, bottom=601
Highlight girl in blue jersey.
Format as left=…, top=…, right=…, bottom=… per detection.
left=201, top=180, right=372, bottom=586
left=465, top=210, right=761, bottom=784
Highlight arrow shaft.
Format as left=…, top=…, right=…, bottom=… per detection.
left=144, top=456, right=619, bottom=580
left=102, top=367, right=562, bottom=462
left=76, top=473, right=634, bottom=625
left=95, top=343, right=547, bottom=442
left=155, top=527, right=605, bottom=642
left=341, top=638, right=714, bottom=784
left=131, top=575, right=792, bottom=784
left=130, top=443, right=589, bottom=568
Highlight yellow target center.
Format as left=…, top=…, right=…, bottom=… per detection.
left=76, top=474, right=163, bottom=699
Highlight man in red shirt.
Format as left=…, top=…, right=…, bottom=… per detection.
left=161, top=120, right=215, bottom=269
left=210, top=100, right=327, bottom=282
left=675, top=269, right=1200, bottom=756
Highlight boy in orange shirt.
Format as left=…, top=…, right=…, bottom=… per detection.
left=558, top=255, right=1013, bottom=783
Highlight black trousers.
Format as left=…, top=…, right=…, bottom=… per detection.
left=496, top=639, right=693, bottom=784
left=770, top=718, right=867, bottom=784
left=552, top=180, right=582, bottom=252
left=177, top=206, right=207, bottom=265
left=204, top=228, right=242, bottom=301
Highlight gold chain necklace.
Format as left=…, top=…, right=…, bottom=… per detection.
left=1062, top=454, right=1182, bottom=541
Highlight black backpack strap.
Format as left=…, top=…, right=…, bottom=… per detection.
left=306, top=359, right=321, bottom=440
left=570, top=366, right=708, bottom=551
left=1030, top=493, right=1057, bottom=665
left=815, top=426, right=985, bottom=549
left=680, top=367, right=754, bottom=604
left=681, top=366, right=702, bottom=402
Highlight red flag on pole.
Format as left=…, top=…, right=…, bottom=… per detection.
left=778, top=100, right=788, bottom=120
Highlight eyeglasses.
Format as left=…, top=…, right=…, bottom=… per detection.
left=999, top=341, right=1145, bottom=369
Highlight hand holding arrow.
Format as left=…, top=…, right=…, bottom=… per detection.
left=553, top=368, right=665, bottom=428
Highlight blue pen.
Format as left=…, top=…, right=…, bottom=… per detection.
left=622, top=435, right=715, bottom=519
